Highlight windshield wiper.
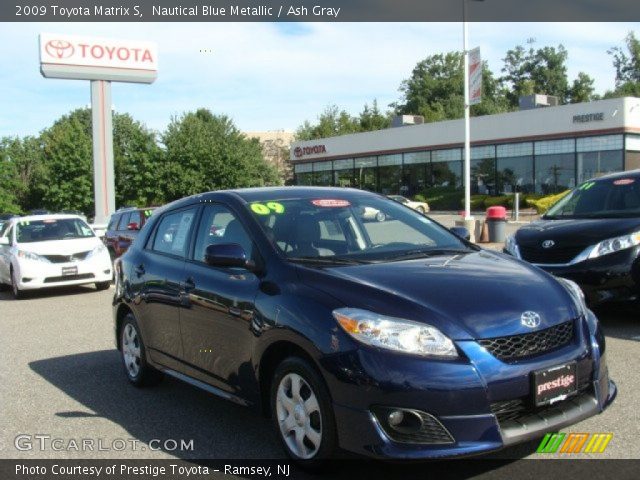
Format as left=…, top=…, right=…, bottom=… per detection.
left=384, top=248, right=472, bottom=261
left=287, top=256, right=368, bottom=266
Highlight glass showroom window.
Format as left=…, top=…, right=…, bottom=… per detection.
left=354, top=156, right=377, bottom=191
left=626, top=134, right=640, bottom=170
left=313, top=161, right=334, bottom=186
left=333, top=158, right=354, bottom=188
left=471, top=146, right=496, bottom=195
left=432, top=149, right=462, bottom=189
left=378, top=154, right=403, bottom=195
left=576, top=135, right=623, bottom=183
left=403, top=151, right=429, bottom=197
left=534, top=139, right=576, bottom=194
left=497, top=143, right=534, bottom=194
left=294, top=163, right=313, bottom=186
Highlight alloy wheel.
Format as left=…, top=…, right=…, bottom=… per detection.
left=122, top=323, right=141, bottom=378
left=276, top=373, right=323, bottom=459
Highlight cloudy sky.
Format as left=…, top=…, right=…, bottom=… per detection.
left=0, top=22, right=638, bottom=138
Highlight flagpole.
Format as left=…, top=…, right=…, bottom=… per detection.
left=463, top=0, right=472, bottom=221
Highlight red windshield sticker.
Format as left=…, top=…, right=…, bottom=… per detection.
left=311, top=199, right=351, bottom=208
left=613, top=179, right=635, bottom=186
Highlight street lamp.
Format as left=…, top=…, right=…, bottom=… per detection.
left=463, top=0, right=484, bottom=223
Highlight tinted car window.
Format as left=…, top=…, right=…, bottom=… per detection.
left=547, top=177, right=640, bottom=219
left=117, top=213, right=131, bottom=230
left=193, top=204, right=253, bottom=262
left=107, top=214, right=120, bottom=231
left=129, top=210, right=143, bottom=227
left=16, top=218, right=95, bottom=243
left=151, top=208, right=197, bottom=257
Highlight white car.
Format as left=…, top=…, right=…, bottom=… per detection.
left=0, top=214, right=112, bottom=299
left=387, top=195, right=430, bottom=214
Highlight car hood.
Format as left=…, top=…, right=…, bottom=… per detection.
left=296, top=250, right=577, bottom=340
left=16, top=237, right=101, bottom=255
left=515, top=217, right=640, bottom=247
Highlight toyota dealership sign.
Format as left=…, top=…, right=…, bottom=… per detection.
left=39, top=33, right=158, bottom=83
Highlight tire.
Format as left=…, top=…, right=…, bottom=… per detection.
left=270, top=357, right=337, bottom=466
left=95, top=281, right=111, bottom=291
left=416, top=206, right=426, bottom=214
left=119, top=313, right=163, bottom=387
left=10, top=268, right=24, bottom=300
left=375, top=211, right=386, bottom=222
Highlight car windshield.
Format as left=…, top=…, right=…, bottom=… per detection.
left=545, top=177, right=640, bottom=219
left=247, top=195, right=472, bottom=264
left=15, top=218, right=95, bottom=243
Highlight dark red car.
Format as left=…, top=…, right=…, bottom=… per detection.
left=104, top=207, right=155, bottom=261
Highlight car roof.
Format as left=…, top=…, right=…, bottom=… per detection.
left=227, top=186, right=377, bottom=202
left=589, top=169, right=640, bottom=183
left=10, top=214, right=84, bottom=223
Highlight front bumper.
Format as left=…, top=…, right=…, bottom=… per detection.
left=14, top=256, right=112, bottom=290
left=507, top=246, right=640, bottom=305
left=326, top=313, right=616, bottom=459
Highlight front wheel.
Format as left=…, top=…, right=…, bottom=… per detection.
left=375, top=211, right=386, bottom=222
left=120, top=314, right=163, bottom=387
left=10, top=268, right=24, bottom=300
left=95, top=281, right=111, bottom=291
left=416, top=206, right=426, bottom=214
left=271, top=357, right=337, bottom=465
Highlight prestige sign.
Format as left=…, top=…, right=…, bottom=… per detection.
left=39, top=33, right=158, bottom=83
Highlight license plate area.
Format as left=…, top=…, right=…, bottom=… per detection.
left=61, top=266, right=78, bottom=276
left=533, top=362, right=577, bottom=406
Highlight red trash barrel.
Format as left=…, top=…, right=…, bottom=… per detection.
left=486, top=206, right=507, bottom=242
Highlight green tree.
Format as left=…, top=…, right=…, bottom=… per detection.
left=40, top=109, right=94, bottom=214
left=502, top=43, right=593, bottom=105
left=0, top=136, right=46, bottom=212
left=0, top=142, right=22, bottom=213
left=393, top=51, right=509, bottom=122
left=295, top=105, right=361, bottom=140
left=161, top=108, right=279, bottom=201
left=604, top=32, right=640, bottom=98
left=358, top=99, right=392, bottom=131
left=113, top=113, right=165, bottom=207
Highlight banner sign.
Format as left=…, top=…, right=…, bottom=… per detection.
left=469, top=47, right=482, bottom=106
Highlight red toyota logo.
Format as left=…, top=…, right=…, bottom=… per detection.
left=294, top=147, right=303, bottom=158
left=45, top=40, right=75, bottom=59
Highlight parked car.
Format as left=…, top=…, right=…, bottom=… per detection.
left=0, top=214, right=112, bottom=298
left=505, top=170, right=640, bottom=306
left=388, top=195, right=430, bottom=214
left=104, top=207, right=155, bottom=261
left=113, top=187, right=615, bottom=463
left=360, top=206, right=386, bottom=222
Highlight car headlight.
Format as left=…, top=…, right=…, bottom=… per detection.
left=86, top=243, right=108, bottom=259
left=587, top=231, right=640, bottom=259
left=557, top=277, right=587, bottom=317
left=504, top=234, right=521, bottom=258
left=332, top=308, right=458, bottom=358
left=17, top=250, right=49, bottom=262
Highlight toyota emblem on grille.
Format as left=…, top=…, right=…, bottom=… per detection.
left=542, top=240, right=555, bottom=248
left=521, top=311, right=541, bottom=328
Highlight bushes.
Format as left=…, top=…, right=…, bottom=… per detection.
left=526, top=190, right=571, bottom=214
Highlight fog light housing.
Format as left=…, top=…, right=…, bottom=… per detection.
left=371, top=406, right=454, bottom=444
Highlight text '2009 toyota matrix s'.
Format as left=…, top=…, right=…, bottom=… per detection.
left=113, top=187, right=616, bottom=463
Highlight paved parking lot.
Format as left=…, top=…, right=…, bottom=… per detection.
left=0, top=282, right=638, bottom=466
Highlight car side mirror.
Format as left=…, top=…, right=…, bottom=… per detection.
left=127, top=222, right=140, bottom=231
left=204, top=243, right=256, bottom=271
left=0, top=237, right=9, bottom=246
left=450, top=226, right=471, bottom=241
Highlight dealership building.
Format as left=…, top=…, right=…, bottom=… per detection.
left=290, top=97, right=640, bottom=197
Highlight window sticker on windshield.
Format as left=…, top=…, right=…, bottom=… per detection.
left=43, top=219, right=57, bottom=224
left=19, top=221, right=30, bottom=226
left=579, top=181, right=596, bottom=190
left=144, top=209, right=154, bottom=217
left=311, top=199, right=351, bottom=208
left=251, top=202, right=285, bottom=215
left=613, top=178, right=635, bottom=186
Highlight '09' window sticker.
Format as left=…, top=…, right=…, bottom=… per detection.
left=250, top=202, right=285, bottom=215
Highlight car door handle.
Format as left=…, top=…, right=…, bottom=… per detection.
left=134, top=264, right=145, bottom=276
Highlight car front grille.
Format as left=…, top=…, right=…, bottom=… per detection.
left=491, top=379, right=592, bottom=425
left=44, top=273, right=94, bottom=283
left=43, top=251, right=91, bottom=263
left=518, top=245, right=585, bottom=264
left=478, top=321, right=574, bottom=361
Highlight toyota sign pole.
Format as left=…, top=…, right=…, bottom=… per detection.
left=39, top=34, right=158, bottom=226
